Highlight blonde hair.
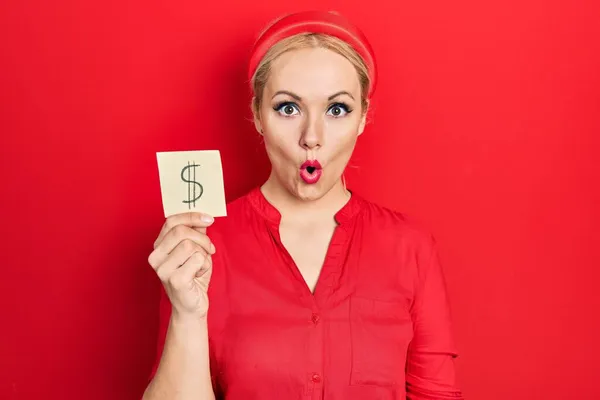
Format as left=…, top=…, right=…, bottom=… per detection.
left=251, top=33, right=371, bottom=117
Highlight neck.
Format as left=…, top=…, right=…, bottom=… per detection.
left=260, top=172, right=351, bottom=224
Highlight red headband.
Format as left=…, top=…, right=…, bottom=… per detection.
left=248, top=10, right=377, bottom=97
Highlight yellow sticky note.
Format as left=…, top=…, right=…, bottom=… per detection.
left=156, top=150, right=227, bottom=218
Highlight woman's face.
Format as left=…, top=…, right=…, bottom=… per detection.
left=255, top=47, right=367, bottom=201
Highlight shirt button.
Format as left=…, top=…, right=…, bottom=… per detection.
left=312, top=373, right=321, bottom=383
left=311, top=313, right=320, bottom=324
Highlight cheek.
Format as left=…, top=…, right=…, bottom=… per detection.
left=325, top=119, right=360, bottom=150
left=264, top=136, right=287, bottom=160
left=262, top=115, right=300, bottom=150
left=262, top=127, right=299, bottom=165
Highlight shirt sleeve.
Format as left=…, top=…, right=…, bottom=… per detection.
left=406, top=235, right=464, bottom=399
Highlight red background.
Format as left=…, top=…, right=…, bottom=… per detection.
left=1, top=0, right=599, bottom=399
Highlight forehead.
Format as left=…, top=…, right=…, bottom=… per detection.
left=266, top=47, right=360, bottom=97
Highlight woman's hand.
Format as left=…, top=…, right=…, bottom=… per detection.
left=148, top=212, right=216, bottom=320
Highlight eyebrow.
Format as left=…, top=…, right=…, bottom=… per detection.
left=328, top=91, right=355, bottom=101
left=272, top=90, right=302, bottom=101
left=271, top=90, right=355, bottom=101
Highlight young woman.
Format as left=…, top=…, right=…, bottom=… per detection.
left=143, top=10, right=463, bottom=400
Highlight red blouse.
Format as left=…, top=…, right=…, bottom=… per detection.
left=150, top=187, right=463, bottom=399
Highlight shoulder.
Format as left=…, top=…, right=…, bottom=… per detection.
left=356, top=194, right=437, bottom=252
left=353, top=194, right=444, bottom=288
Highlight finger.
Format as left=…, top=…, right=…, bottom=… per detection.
left=193, top=226, right=207, bottom=235
left=154, top=212, right=214, bottom=249
left=179, top=252, right=211, bottom=284
left=168, top=252, right=208, bottom=292
left=149, top=225, right=215, bottom=268
left=155, top=212, right=214, bottom=249
left=195, top=254, right=212, bottom=278
left=154, top=240, right=206, bottom=281
left=163, top=225, right=213, bottom=255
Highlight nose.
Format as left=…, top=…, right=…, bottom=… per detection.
left=300, top=114, right=323, bottom=150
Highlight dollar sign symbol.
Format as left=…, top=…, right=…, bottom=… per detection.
left=181, top=161, right=203, bottom=209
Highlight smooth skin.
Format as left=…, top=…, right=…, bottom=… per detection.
left=143, top=46, right=368, bottom=400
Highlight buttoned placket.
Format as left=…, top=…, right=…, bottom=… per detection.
left=265, top=219, right=351, bottom=400
left=253, top=188, right=361, bottom=400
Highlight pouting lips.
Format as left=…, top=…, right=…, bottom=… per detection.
left=301, top=160, right=322, bottom=172
left=299, top=160, right=323, bottom=184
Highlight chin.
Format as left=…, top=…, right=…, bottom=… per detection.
left=292, top=181, right=332, bottom=202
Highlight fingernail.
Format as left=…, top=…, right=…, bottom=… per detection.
left=210, top=243, right=216, bottom=254
left=201, top=215, right=214, bottom=223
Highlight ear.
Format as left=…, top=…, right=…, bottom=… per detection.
left=357, top=99, right=369, bottom=136
left=252, top=96, right=264, bottom=135
left=254, top=115, right=264, bottom=136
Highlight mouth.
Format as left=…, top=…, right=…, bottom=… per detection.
left=300, top=160, right=323, bottom=184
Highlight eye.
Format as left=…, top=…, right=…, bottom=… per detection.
left=274, top=102, right=300, bottom=117
left=327, top=102, right=352, bottom=117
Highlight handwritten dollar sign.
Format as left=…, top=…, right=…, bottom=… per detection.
left=181, top=161, right=203, bottom=209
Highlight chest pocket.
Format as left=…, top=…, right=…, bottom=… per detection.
left=349, top=296, right=413, bottom=387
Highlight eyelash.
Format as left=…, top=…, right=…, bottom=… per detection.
left=273, top=101, right=353, bottom=118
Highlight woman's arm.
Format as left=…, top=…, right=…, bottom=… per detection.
left=142, top=291, right=216, bottom=400
left=406, top=236, right=464, bottom=399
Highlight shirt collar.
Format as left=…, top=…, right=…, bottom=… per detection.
left=247, top=186, right=364, bottom=227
